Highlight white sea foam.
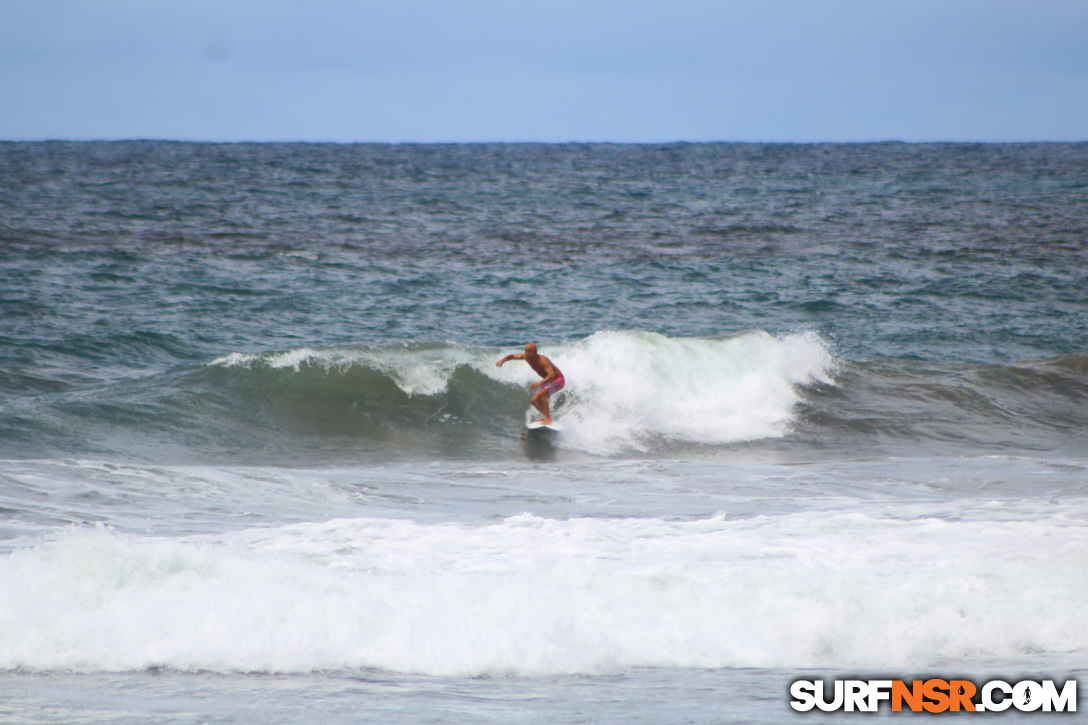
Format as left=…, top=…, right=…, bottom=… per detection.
left=537, top=330, right=835, bottom=454
left=2, top=511, right=1085, bottom=676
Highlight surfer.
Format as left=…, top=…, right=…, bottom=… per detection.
left=496, top=342, right=565, bottom=425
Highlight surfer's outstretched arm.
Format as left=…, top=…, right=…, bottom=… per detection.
left=495, top=353, right=524, bottom=367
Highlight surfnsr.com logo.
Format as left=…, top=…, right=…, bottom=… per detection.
left=790, top=679, right=1077, bottom=713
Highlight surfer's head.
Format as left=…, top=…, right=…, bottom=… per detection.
left=524, top=342, right=538, bottom=357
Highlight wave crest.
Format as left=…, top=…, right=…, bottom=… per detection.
left=202, top=331, right=836, bottom=456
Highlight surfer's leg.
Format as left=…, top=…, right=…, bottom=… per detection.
left=531, top=390, right=552, bottom=424
left=531, top=377, right=563, bottom=424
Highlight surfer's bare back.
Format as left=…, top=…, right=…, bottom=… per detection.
left=496, top=342, right=565, bottom=425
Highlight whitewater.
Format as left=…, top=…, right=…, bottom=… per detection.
left=1, top=141, right=1087, bottom=723
left=4, top=504, right=1088, bottom=676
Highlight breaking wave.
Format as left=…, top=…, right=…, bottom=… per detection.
left=200, top=330, right=834, bottom=456
left=2, top=512, right=1086, bottom=675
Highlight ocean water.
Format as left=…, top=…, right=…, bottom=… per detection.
left=1, top=141, right=1087, bottom=723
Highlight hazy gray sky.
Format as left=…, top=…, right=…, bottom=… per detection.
left=2, top=0, right=1086, bottom=142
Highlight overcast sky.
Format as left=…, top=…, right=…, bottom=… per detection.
left=2, top=0, right=1086, bottom=143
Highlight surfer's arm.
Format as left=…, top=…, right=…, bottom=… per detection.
left=495, top=353, right=524, bottom=367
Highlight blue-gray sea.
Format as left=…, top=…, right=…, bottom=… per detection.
left=1, top=141, right=1087, bottom=723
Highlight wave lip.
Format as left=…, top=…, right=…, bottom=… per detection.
left=210, top=342, right=482, bottom=397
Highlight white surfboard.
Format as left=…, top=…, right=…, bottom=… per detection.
left=527, top=420, right=562, bottom=432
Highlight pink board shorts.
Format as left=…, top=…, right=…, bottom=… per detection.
left=540, top=376, right=565, bottom=397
